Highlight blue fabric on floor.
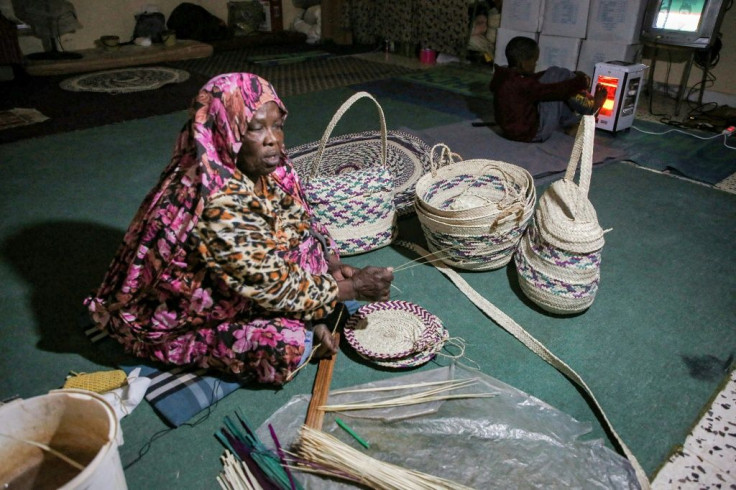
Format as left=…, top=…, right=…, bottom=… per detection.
left=607, top=120, right=736, bottom=184
left=122, top=365, right=241, bottom=427
left=401, top=121, right=629, bottom=178
left=94, top=299, right=362, bottom=427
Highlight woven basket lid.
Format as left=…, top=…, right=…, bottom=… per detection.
left=536, top=179, right=605, bottom=253
left=344, top=301, right=446, bottom=361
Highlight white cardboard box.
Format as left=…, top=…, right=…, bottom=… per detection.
left=494, top=28, right=539, bottom=67
left=586, top=0, right=648, bottom=43
left=537, top=34, right=581, bottom=71
left=541, top=0, right=590, bottom=39
left=500, top=0, right=545, bottom=33
left=576, top=40, right=643, bottom=75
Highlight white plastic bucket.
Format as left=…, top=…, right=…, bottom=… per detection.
left=0, top=389, right=127, bottom=490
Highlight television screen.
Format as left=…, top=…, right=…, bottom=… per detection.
left=654, top=0, right=706, bottom=32
left=640, top=0, right=727, bottom=48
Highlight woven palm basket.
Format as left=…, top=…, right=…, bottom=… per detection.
left=344, top=301, right=448, bottom=368
left=514, top=115, right=606, bottom=314
left=414, top=144, right=536, bottom=271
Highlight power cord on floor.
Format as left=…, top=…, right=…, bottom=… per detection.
left=632, top=124, right=736, bottom=150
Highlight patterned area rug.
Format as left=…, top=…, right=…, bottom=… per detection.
left=652, top=369, right=736, bottom=488
left=170, top=52, right=420, bottom=97
left=60, top=67, right=190, bottom=94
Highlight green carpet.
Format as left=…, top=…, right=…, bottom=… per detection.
left=0, top=86, right=734, bottom=489
left=398, top=63, right=494, bottom=99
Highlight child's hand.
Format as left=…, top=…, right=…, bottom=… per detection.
left=593, top=83, right=607, bottom=110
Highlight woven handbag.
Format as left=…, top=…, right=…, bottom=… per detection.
left=414, top=144, right=536, bottom=271
left=292, top=92, right=398, bottom=256
left=515, top=115, right=606, bottom=314
left=289, top=95, right=433, bottom=217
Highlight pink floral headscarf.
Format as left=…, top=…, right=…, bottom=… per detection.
left=88, top=73, right=292, bottom=315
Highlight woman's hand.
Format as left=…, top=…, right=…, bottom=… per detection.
left=312, top=323, right=338, bottom=359
left=337, top=266, right=394, bottom=302
left=327, top=254, right=358, bottom=281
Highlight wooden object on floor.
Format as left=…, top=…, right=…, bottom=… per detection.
left=304, top=332, right=340, bottom=431
left=25, top=39, right=213, bottom=76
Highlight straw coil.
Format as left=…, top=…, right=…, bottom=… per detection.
left=413, top=143, right=536, bottom=271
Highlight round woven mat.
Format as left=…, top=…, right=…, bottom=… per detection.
left=60, top=67, right=190, bottom=94
left=344, top=301, right=446, bottom=362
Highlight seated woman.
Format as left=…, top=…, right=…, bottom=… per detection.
left=85, top=73, right=394, bottom=386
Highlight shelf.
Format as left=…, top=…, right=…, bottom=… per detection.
left=25, top=39, right=213, bottom=76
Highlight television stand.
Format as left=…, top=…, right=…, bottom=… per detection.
left=645, top=43, right=712, bottom=117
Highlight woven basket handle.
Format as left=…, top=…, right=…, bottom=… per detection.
left=308, top=91, right=388, bottom=180
left=395, top=240, right=652, bottom=490
left=564, top=115, right=596, bottom=196
left=429, top=143, right=462, bottom=176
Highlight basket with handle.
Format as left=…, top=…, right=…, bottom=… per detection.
left=289, top=94, right=434, bottom=218
left=297, top=92, right=398, bottom=256
left=515, top=115, right=607, bottom=314
left=414, top=143, right=536, bottom=271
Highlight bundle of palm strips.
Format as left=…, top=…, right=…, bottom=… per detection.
left=290, top=425, right=473, bottom=490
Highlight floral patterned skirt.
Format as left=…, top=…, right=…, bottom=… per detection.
left=95, top=234, right=333, bottom=386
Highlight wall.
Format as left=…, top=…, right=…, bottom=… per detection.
left=8, top=1, right=736, bottom=103
left=12, top=0, right=301, bottom=54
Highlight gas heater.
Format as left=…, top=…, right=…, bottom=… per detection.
left=592, top=61, right=648, bottom=133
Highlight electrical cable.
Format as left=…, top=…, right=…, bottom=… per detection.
left=123, top=378, right=225, bottom=470
left=631, top=125, right=736, bottom=151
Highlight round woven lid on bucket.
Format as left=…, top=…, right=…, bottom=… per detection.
left=536, top=179, right=605, bottom=253
left=344, top=301, right=446, bottom=363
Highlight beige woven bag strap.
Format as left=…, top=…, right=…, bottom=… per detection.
left=395, top=240, right=651, bottom=490
left=564, top=115, right=596, bottom=197
left=308, top=91, right=388, bottom=181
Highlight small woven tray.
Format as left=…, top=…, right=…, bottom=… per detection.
left=358, top=327, right=449, bottom=369
left=344, top=301, right=445, bottom=361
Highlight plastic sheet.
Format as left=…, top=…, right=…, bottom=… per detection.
left=256, top=363, right=638, bottom=489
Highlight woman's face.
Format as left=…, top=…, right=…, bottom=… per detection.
left=237, top=101, right=285, bottom=182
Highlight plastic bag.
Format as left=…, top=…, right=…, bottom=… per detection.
left=256, top=363, right=639, bottom=489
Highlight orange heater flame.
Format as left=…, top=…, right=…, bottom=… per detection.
left=597, top=75, right=619, bottom=117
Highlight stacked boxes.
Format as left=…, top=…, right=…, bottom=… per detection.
left=542, top=0, right=591, bottom=38
left=495, top=0, right=543, bottom=67
left=586, top=0, right=648, bottom=43
left=578, top=0, right=646, bottom=72
left=537, top=35, right=582, bottom=72
left=495, top=0, right=646, bottom=77
left=577, top=41, right=643, bottom=75
left=500, top=0, right=545, bottom=33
